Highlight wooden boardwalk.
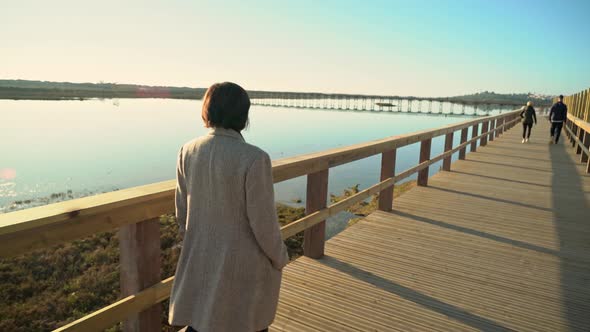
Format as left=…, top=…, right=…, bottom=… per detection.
left=271, top=120, right=590, bottom=332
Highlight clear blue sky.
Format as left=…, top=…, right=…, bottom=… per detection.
left=2, top=0, right=589, bottom=96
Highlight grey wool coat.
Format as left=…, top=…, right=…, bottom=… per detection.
left=168, top=128, right=289, bottom=332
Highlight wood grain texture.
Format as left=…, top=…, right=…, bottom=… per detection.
left=470, top=123, right=478, bottom=152
left=417, top=139, right=432, bottom=187
left=119, top=219, right=161, bottom=332
left=378, top=150, right=396, bottom=212
left=459, top=127, right=469, bottom=160
left=54, top=277, right=174, bottom=332
left=480, top=121, right=489, bottom=146
left=304, top=169, right=329, bottom=258
left=442, top=132, right=454, bottom=171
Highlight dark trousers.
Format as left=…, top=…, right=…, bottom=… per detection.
left=550, top=122, right=564, bottom=142
left=522, top=123, right=532, bottom=139
left=185, top=327, right=268, bottom=332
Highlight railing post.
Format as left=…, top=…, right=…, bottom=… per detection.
left=576, top=129, right=585, bottom=155
left=304, top=169, right=329, bottom=258
left=481, top=121, right=489, bottom=146
left=489, top=119, right=496, bottom=141
left=378, top=149, right=396, bottom=212
left=582, top=131, right=590, bottom=164
left=442, top=132, right=454, bottom=171
left=417, top=138, right=432, bottom=186
left=497, top=117, right=504, bottom=136
left=459, top=128, right=468, bottom=160
left=470, top=123, right=479, bottom=152
left=119, top=219, right=162, bottom=332
left=572, top=124, right=578, bottom=147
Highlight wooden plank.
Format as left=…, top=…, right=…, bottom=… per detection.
left=442, top=132, right=453, bottom=171
left=470, top=123, right=478, bottom=152
left=572, top=124, right=578, bottom=147
left=480, top=121, right=489, bottom=146
left=377, top=149, right=396, bottom=212
left=304, top=169, right=329, bottom=258
left=459, top=128, right=468, bottom=160
left=489, top=119, right=496, bottom=141
left=565, top=125, right=590, bottom=157
left=54, top=277, right=174, bottom=332
left=417, top=138, right=432, bottom=186
left=576, top=128, right=585, bottom=155
left=581, top=131, right=589, bottom=163
left=118, top=218, right=162, bottom=332
left=497, top=118, right=504, bottom=136
left=0, top=180, right=175, bottom=236
left=0, top=195, right=174, bottom=258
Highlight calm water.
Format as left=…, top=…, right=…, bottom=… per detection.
left=1, top=98, right=489, bottom=217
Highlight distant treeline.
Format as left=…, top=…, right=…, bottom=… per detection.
left=0, top=79, right=554, bottom=106
left=447, top=91, right=553, bottom=107
left=0, top=80, right=205, bottom=100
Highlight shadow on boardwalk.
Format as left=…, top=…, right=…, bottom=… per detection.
left=318, top=256, right=514, bottom=332
left=550, top=141, right=590, bottom=331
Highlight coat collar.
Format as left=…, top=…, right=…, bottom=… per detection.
left=208, top=127, right=245, bottom=142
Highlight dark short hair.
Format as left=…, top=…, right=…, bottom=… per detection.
left=202, top=82, right=250, bottom=131
left=559, top=94, right=564, bottom=99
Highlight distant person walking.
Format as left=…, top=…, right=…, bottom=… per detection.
left=548, top=94, right=568, bottom=144
left=520, top=101, right=537, bottom=143
left=169, top=82, right=289, bottom=332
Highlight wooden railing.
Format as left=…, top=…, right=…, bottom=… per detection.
left=0, top=110, right=522, bottom=332
left=560, top=88, right=590, bottom=122
left=565, top=113, right=590, bottom=174
left=556, top=88, right=590, bottom=173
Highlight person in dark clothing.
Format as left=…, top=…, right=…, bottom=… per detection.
left=520, top=101, right=537, bottom=143
left=549, top=95, right=568, bottom=144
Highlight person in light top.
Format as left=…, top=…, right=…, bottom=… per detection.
left=519, top=101, right=537, bottom=143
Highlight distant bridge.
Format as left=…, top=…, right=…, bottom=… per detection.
left=248, top=91, right=547, bottom=116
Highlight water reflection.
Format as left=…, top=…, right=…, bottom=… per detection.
left=0, top=98, right=496, bottom=211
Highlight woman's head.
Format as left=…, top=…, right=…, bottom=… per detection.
left=527, top=101, right=533, bottom=107
left=201, top=82, right=250, bottom=131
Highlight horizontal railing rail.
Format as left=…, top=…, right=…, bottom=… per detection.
left=560, top=88, right=589, bottom=122
left=557, top=88, right=590, bottom=173
left=0, top=109, right=522, bottom=332
left=564, top=113, right=590, bottom=173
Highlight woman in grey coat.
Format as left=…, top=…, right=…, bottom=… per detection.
left=169, top=82, right=289, bottom=332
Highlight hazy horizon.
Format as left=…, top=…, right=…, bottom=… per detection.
left=0, top=77, right=559, bottom=98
